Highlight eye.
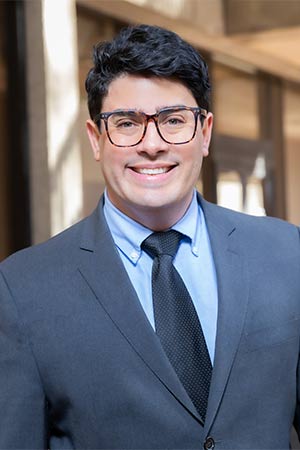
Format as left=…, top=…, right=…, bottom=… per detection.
left=110, top=113, right=142, bottom=130
left=161, top=113, right=187, bottom=127
left=166, top=116, right=185, bottom=125
left=115, top=119, right=137, bottom=129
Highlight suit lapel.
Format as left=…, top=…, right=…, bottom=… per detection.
left=77, top=196, right=249, bottom=428
left=199, top=197, right=250, bottom=435
left=78, top=200, right=203, bottom=424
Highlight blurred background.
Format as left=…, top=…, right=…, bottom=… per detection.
left=0, top=0, right=300, bottom=262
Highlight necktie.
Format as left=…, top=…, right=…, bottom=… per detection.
left=142, top=230, right=212, bottom=420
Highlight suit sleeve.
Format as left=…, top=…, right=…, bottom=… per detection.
left=294, top=227, right=300, bottom=440
left=0, top=270, right=48, bottom=449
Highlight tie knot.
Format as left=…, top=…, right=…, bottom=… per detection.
left=142, top=230, right=184, bottom=259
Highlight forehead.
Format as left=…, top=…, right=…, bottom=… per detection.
left=102, top=74, right=197, bottom=113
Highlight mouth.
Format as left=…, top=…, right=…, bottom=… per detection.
left=130, top=165, right=177, bottom=175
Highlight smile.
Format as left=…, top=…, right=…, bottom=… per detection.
left=132, top=166, right=175, bottom=175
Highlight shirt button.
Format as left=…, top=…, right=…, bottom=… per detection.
left=203, top=436, right=215, bottom=450
left=130, top=251, right=139, bottom=261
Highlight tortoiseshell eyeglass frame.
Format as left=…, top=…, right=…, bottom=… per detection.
left=93, top=106, right=208, bottom=147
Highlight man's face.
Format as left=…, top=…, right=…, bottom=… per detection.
left=86, top=74, right=213, bottom=229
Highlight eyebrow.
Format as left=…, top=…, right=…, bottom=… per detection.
left=154, top=104, right=188, bottom=112
left=109, top=104, right=190, bottom=114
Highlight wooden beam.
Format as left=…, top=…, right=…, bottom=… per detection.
left=257, top=74, right=286, bottom=219
left=76, top=0, right=300, bottom=84
left=0, top=64, right=6, bottom=92
left=270, top=78, right=286, bottom=219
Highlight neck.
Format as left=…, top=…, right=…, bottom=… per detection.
left=105, top=190, right=195, bottom=231
left=120, top=201, right=192, bottom=232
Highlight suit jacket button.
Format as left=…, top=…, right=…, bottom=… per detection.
left=204, top=436, right=215, bottom=449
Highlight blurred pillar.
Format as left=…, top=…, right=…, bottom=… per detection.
left=24, top=0, right=83, bottom=244
left=258, top=73, right=286, bottom=219
left=4, top=0, right=31, bottom=255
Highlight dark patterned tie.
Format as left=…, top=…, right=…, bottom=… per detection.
left=142, top=230, right=212, bottom=420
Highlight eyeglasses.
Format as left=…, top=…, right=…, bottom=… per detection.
left=93, top=106, right=207, bottom=147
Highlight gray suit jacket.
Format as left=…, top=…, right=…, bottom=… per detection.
left=0, top=195, right=300, bottom=449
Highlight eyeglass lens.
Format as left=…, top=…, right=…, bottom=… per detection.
left=107, top=108, right=198, bottom=146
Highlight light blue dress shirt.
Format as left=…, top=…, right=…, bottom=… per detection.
left=103, top=190, right=218, bottom=363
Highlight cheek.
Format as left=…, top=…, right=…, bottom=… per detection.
left=100, top=150, right=125, bottom=180
left=187, top=146, right=203, bottom=168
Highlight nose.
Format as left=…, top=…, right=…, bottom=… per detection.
left=137, top=120, right=169, bottom=156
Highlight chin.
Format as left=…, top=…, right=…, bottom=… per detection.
left=139, top=195, right=175, bottom=209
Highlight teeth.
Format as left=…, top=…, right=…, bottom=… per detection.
left=136, top=167, right=169, bottom=175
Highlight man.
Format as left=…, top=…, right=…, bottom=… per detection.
left=0, top=24, right=299, bottom=449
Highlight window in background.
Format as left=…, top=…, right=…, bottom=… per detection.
left=211, top=62, right=285, bottom=218
left=212, top=62, right=266, bottom=215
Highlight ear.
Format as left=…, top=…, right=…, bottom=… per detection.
left=201, top=112, right=213, bottom=157
left=86, top=119, right=102, bottom=161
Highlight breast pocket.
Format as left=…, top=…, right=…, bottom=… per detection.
left=239, top=317, right=300, bottom=354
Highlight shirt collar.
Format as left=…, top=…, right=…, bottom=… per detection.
left=103, top=189, right=203, bottom=265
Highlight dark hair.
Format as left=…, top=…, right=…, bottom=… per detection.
left=85, top=24, right=211, bottom=120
